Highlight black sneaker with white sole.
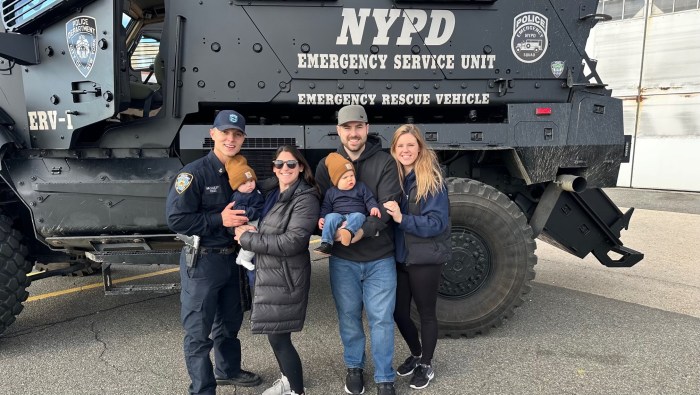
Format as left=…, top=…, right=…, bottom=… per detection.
left=345, top=368, right=365, bottom=394
left=409, top=364, right=434, bottom=390
left=396, top=354, right=421, bottom=376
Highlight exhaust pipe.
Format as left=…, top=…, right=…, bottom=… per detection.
left=555, top=175, right=587, bottom=193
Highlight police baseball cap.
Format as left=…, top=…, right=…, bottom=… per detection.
left=337, top=105, right=368, bottom=125
left=213, top=110, right=246, bottom=134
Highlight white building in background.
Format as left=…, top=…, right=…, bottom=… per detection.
left=586, top=0, right=700, bottom=192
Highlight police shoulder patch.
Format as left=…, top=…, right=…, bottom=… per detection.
left=175, top=173, right=194, bottom=194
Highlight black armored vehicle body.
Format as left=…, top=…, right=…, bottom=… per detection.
left=0, top=0, right=642, bottom=336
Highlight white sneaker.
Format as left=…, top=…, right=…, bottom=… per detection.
left=262, top=374, right=291, bottom=395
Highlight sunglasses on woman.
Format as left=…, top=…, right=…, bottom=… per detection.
left=272, top=160, right=298, bottom=169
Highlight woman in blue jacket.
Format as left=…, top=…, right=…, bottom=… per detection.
left=383, top=124, right=451, bottom=391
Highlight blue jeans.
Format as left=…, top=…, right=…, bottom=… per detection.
left=329, top=255, right=397, bottom=383
left=322, top=212, right=366, bottom=245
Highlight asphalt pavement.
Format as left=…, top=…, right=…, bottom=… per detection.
left=0, top=187, right=698, bottom=395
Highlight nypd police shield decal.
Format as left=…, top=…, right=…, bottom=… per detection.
left=551, top=61, right=565, bottom=78
left=511, top=12, right=548, bottom=64
left=66, top=16, right=98, bottom=78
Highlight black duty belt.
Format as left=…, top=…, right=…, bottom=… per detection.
left=199, top=247, right=236, bottom=255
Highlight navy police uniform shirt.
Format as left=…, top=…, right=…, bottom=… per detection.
left=166, top=150, right=236, bottom=248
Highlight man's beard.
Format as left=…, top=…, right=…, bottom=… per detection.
left=344, top=139, right=365, bottom=152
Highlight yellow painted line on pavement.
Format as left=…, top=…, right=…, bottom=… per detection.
left=26, top=267, right=181, bottom=303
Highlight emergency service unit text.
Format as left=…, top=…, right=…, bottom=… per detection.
left=297, top=53, right=496, bottom=70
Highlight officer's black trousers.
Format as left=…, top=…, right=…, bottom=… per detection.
left=180, top=251, right=243, bottom=395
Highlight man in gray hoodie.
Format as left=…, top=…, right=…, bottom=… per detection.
left=315, top=105, right=402, bottom=395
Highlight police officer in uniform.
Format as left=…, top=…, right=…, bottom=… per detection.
left=166, top=110, right=262, bottom=395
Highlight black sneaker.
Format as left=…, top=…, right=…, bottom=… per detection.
left=409, top=364, right=434, bottom=390
left=376, top=382, right=396, bottom=395
left=314, top=242, right=333, bottom=256
left=215, top=369, right=262, bottom=387
left=396, top=354, right=421, bottom=376
left=345, top=368, right=365, bottom=394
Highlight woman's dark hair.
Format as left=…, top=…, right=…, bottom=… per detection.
left=273, top=145, right=319, bottom=194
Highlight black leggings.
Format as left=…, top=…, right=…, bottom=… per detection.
left=268, top=333, right=304, bottom=394
left=393, top=263, right=444, bottom=365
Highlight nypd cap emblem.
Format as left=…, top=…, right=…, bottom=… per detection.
left=66, top=16, right=97, bottom=78
left=175, top=173, right=194, bottom=194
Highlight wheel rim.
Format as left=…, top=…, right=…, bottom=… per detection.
left=439, top=226, right=492, bottom=300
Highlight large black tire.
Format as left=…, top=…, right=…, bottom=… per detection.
left=0, top=214, right=31, bottom=336
left=435, top=179, right=537, bottom=337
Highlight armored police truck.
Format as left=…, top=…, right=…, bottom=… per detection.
left=0, top=0, right=643, bottom=337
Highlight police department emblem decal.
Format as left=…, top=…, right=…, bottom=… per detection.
left=229, top=114, right=238, bottom=123
left=66, top=16, right=97, bottom=78
left=511, top=12, right=548, bottom=64
left=175, top=173, right=194, bottom=194
left=551, top=61, right=565, bottom=78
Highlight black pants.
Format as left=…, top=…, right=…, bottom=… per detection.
left=180, top=251, right=243, bottom=395
left=268, top=333, right=304, bottom=394
left=393, top=262, right=444, bottom=365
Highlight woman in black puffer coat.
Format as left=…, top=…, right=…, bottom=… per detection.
left=234, top=145, right=320, bottom=395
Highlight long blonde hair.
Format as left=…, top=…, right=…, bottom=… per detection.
left=390, top=124, right=444, bottom=201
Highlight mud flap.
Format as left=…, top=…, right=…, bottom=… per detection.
left=530, top=185, right=643, bottom=267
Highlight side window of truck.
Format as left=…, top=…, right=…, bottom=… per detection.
left=120, top=11, right=164, bottom=119
left=131, top=36, right=161, bottom=84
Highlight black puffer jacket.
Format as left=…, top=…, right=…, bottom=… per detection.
left=239, top=178, right=320, bottom=334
